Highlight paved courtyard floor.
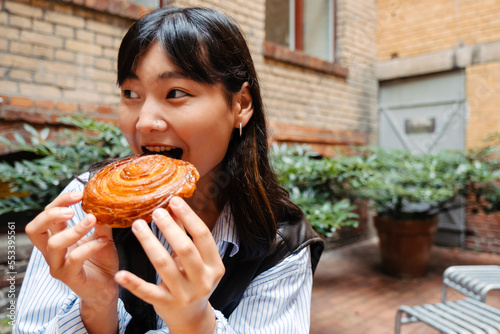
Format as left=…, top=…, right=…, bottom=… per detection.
left=311, top=238, right=500, bottom=334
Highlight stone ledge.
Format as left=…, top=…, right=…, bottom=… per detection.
left=59, top=0, right=152, bottom=20
left=377, top=41, right=500, bottom=81
left=263, top=41, right=349, bottom=78
left=269, top=123, right=368, bottom=156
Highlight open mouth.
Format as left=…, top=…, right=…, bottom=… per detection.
left=142, top=146, right=183, bottom=160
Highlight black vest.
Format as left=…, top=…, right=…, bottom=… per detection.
left=113, top=214, right=324, bottom=333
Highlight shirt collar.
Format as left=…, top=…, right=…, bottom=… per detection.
left=212, top=202, right=240, bottom=258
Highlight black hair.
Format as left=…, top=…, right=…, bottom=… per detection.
left=117, top=7, right=302, bottom=256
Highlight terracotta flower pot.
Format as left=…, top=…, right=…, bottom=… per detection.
left=374, top=215, right=438, bottom=277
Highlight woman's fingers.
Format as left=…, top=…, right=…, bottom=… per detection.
left=63, top=236, right=109, bottom=271
left=131, top=220, right=182, bottom=280
left=46, top=191, right=83, bottom=210
left=150, top=208, right=205, bottom=278
left=26, top=207, right=74, bottom=247
left=115, top=270, right=168, bottom=305
left=50, top=236, right=109, bottom=280
left=42, top=214, right=97, bottom=271
left=168, top=197, right=221, bottom=266
left=26, top=192, right=84, bottom=244
left=50, top=214, right=96, bottom=247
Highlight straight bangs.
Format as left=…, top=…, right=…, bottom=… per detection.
left=117, top=8, right=221, bottom=88
left=156, top=12, right=219, bottom=85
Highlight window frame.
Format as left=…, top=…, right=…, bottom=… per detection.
left=264, top=0, right=347, bottom=78
left=293, top=0, right=335, bottom=62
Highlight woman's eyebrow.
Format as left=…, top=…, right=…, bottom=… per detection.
left=157, top=70, right=187, bottom=80
left=122, top=70, right=186, bottom=83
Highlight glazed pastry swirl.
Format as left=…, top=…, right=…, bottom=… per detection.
left=82, top=154, right=199, bottom=228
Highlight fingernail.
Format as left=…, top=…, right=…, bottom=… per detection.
left=132, top=220, right=146, bottom=232
left=70, top=192, right=83, bottom=199
left=115, top=271, right=129, bottom=284
left=61, top=208, right=73, bottom=216
left=81, top=218, right=91, bottom=227
left=169, top=196, right=183, bottom=208
left=153, top=208, right=168, bottom=220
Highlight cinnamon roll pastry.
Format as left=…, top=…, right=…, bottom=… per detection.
left=82, top=154, right=199, bottom=228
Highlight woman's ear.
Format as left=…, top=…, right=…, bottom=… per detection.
left=233, top=82, right=254, bottom=128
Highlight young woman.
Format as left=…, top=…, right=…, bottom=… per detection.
left=15, top=7, right=323, bottom=334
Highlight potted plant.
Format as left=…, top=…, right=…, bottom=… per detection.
left=332, top=145, right=500, bottom=277
left=269, top=142, right=499, bottom=277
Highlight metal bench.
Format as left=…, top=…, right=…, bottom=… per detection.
left=442, top=265, right=500, bottom=302
left=395, top=298, right=500, bottom=334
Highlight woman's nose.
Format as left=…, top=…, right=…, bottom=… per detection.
left=136, top=116, right=157, bottom=134
left=136, top=107, right=167, bottom=134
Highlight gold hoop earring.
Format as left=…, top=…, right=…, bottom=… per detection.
left=239, top=122, right=242, bottom=137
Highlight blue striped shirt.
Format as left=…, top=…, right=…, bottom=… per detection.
left=14, top=174, right=313, bottom=333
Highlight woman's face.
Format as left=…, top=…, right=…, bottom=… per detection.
left=118, top=42, right=240, bottom=181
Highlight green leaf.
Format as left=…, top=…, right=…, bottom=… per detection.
left=23, top=123, right=40, bottom=138
left=13, top=132, right=27, bottom=146
left=40, top=128, right=50, bottom=141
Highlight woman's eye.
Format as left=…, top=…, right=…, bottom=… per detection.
left=123, top=90, right=139, bottom=99
left=166, top=89, right=188, bottom=99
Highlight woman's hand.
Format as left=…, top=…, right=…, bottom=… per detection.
left=25, top=191, right=119, bottom=334
left=114, top=196, right=225, bottom=334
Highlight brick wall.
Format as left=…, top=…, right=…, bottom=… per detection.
left=466, top=198, right=500, bottom=254
left=466, top=61, right=500, bottom=148
left=377, top=0, right=500, bottom=62
left=0, top=0, right=135, bottom=154
left=1, top=0, right=377, bottom=155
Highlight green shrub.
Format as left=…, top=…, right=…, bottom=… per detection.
left=326, top=144, right=500, bottom=219
left=0, top=117, right=131, bottom=215
left=270, top=143, right=359, bottom=236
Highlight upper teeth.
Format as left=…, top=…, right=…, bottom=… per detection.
left=146, top=146, right=174, bottom=152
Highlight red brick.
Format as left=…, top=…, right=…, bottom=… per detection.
left=128, top=3, right=139, bottom=19
left=49, top=113, right=68, bottom=124
left=95, top=0, right=107, bottom=11
left=97, top=105, right=115, bottom=114
left=85, top=0, right=96, bottom=9
left=57, top=101, right=76, bottom=112
left=78, top=103, right=96, bottom=113
left=4, top=109, right=47, bottom=124
left=34, top=99, right=55, bottom=110
left=10, top=96, right=33, bottom=108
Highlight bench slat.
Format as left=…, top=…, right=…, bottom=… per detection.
left=396, top=298, right=500, bottom=334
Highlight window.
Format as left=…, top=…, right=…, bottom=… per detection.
left=266, top=0, right=335, bottom=62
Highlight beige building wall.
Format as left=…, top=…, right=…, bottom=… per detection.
left=0, top=0, right=378, bottom=156
left=466, top=62, right=500, bottom=148
left=378, top=0, right=500, bottom=61
left=377, top=0, right=500, bottom=149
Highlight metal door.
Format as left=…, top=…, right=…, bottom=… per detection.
left=378, top=71, right=467, bottom=247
